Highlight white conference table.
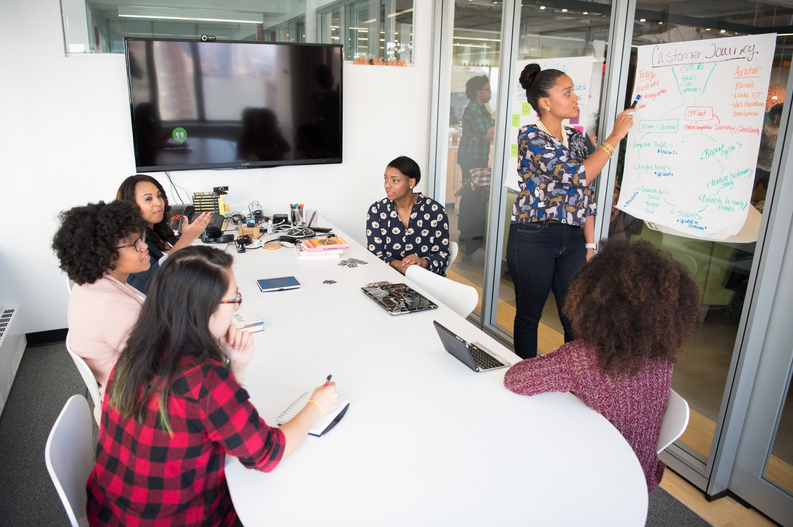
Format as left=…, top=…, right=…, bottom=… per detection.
left=222, top=223, right=649, bottom=526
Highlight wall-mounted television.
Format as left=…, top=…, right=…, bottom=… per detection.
left=125, top=38, right=343, bottom=172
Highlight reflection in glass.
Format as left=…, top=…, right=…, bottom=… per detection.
left=608, top=2, right=793, bottom=470
left=764, top=371, right=793, bottom=495
left=443, top=0, right=504, bottom=317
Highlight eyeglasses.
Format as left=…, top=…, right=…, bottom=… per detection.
left=219, top=291, right=243, bottom=311
left=116, top=234, right=146, bottom=252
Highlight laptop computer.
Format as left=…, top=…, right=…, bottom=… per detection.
left=361, top=283, right=438, bottom=316
left=433, top=321, right=511, bottom=372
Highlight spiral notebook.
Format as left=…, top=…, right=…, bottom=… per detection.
left=277, top=391, right=350, bottom=437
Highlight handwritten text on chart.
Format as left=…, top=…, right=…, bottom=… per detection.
left=651, top=42, right=758, bottom=67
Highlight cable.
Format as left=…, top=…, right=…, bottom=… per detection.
left=165, top=171, right=188, bottom=204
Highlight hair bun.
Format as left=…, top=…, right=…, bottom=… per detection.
left=519, top=64, right=541, bottom=90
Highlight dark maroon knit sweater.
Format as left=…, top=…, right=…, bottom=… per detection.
left=503, top=339, right=672, bottom=492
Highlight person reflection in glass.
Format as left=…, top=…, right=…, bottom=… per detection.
left=237, top=108, right=291, bottom=162
left=457, top=75, right=495, bottom=256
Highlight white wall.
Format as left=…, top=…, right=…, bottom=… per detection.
left=0, top=0, right=435, bottom=333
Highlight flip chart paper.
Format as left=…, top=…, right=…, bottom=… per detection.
left=507, top=57, right=595, bottom=190
left=618, top=34, right=776, bottom=241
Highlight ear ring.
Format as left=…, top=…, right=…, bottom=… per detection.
left=545, top=107, right=550, bottom=111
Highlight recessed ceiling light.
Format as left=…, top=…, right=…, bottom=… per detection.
left=705, top=28, right=711, bottom=31
left=720, top=29, right=726, bottom=33
left=639, top=18, right=646, bottom=22
left=540, top=6, right=546, bottom=10
left=561, top=8, right=568, bottom=12
left=583, top=11, right=588, bottom=14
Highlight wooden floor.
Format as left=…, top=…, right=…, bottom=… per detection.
left=445, top=266, right=789, bottom=525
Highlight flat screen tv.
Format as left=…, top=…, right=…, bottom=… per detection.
left=124, top=38, right=343, bottom=172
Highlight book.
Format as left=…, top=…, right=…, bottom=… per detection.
left=257, top=276, right=301, bottom=292
left=232, top=312, right=264, bottom=334
left=301, top=236, right=350, bottom=252
left=277, top=391, right=350, bottom=437
left=295, top=245, right=342, bottom=260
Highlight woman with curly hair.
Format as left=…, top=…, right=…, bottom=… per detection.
left=52, top=200, right=150, bottom=413
left=503, top=240, right=701, bottom=492
left=117, top=174, right=212, bottom=294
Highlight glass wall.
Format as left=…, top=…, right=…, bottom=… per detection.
left=61, top=0, right=414, bottom=63
left=489, top=0, right=613, bottom=355
left=606, top=2, right=793, bottom=475
left=441, top=0, right=504, bottom=317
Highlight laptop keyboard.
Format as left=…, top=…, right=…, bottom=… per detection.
left=470, top=344, right=505, bottom=370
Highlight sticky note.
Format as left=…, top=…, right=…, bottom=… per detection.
left=522, top=102, right=531, bottom=115
left=512, top=114, right=520, bottom=127
left=511, top=144, right=518, bottom=157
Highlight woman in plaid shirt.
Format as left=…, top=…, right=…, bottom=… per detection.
left=87, top=246, right=339, bottom=526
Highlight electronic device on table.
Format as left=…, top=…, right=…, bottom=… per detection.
left=125, top=38, right=343, bottom=173
left=433, top=321, right=511, bottom=372
left=361, top=283, right=438, bottom=316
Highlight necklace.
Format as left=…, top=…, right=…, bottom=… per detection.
left=536, top=119, right=569, bottom=150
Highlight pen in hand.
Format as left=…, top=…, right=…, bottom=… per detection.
left=630, top=94, right=642, bottom=109
left=324, top=374, right=332, bottom=387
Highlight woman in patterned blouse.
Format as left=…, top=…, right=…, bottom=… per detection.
left=87, top=246, right=339, bottom=526
left=507, top=64, right=635, bottom=359
left=366, top=156, right=451, bottom=275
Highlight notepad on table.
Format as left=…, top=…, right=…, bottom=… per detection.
left=232, top=312, right=264, bottom=334
left=277, top=391, right=350, bottom=437
left=257, top=276, right=301, bottom=292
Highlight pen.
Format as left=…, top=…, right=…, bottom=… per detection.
left=324, top=374, right=332, bottom=387
left=630, top=94, right=642, bottom=109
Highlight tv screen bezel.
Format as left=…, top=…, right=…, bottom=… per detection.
left=124, top=37, right=344, bottom=173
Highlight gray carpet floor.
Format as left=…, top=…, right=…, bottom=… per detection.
left=0, top=342, right=711, bottom=526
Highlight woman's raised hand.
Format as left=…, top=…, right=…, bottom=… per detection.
left=609, top=109, right=636, bottom=142
left=181, top=212, right=213, bottom=242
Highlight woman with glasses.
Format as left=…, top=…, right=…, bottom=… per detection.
left=52, top=200, right=150, bottom=415
left=87, top=246, right=339, bottom=526
left=117, top=174, right=212, bottom=294
left=457, top=75, right=495, bottom=256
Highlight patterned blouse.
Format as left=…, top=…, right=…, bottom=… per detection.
left=366, top=194, right=451, bottom=275
left=511, top=125, right=597, bottom=227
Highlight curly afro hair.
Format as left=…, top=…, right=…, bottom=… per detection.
left=563, top=240, right=701, bottom=377
left=52, top=201, right=148, bottom=285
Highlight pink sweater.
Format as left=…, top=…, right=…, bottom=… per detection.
left=503, top=339, right=672, bottom=492
left=67, top=274, right=144, bottom=397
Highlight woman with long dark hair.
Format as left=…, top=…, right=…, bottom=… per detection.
left=507, top=64, right=635, bottom=359
left=117, top=174, right=212, bottom=294
left=504, top=241, right=701, bottom=492
left=87, top=246, right=339, bottom=526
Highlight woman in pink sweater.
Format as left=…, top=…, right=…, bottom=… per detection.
left=504, top=240, right=701, bottom=492
left=53, top=201, right=151, bottom=409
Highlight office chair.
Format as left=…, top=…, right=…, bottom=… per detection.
left=405, top=266, right=478, bottom=318
left=65, top=276, right=75, bottom=296
left=65, top=333, right=102, bottom=422
left=447, top=241, right=459, bottom=272
left=657, top=389, right=690, bottom=454
left=45, top=395, right=93, bottom=527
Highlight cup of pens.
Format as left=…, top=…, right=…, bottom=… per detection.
left=290, top=204, right=305, bottom=226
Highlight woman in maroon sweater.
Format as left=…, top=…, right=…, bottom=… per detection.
left=504, top=240, right=700, bottom=492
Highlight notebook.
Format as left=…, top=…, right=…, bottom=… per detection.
left=361, top=283, right=438, bottom=315
left=257, top=276, right=300, bottom=292
left=277, top=391, right=350, bottom=437
left=433, top=321, right=511, bottom=372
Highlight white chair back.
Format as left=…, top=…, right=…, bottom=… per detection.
left=65, top=276, right=75, bottom=296
left=657, top=389, right=690, bottom=454
left=446, top=241, right=459, bottom=272
left=45, top=395, right=93, bottom=527
left=65, top=333, right=102, bottom=411
left=406, top=266, right=478, bottom=318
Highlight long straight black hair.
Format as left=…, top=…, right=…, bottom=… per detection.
left=109, top=246, right=233, bottom=432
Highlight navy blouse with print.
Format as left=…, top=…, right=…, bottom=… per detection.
left=366, top=194, right=451, bottom=275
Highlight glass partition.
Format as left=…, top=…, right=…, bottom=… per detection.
left=491, top=0, right=612, bottom=354
left=441, top=0, right=505, bottom=316
left=609, top=1, right=793, bottom=471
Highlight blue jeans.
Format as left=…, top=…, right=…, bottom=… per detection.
left=506, top=221, right=586, bottom=359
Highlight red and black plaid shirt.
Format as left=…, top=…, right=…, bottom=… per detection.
left=87, top=355, right=285, bottom=526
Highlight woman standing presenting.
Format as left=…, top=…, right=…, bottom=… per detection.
left=508, top=64, right=634, bottom=359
